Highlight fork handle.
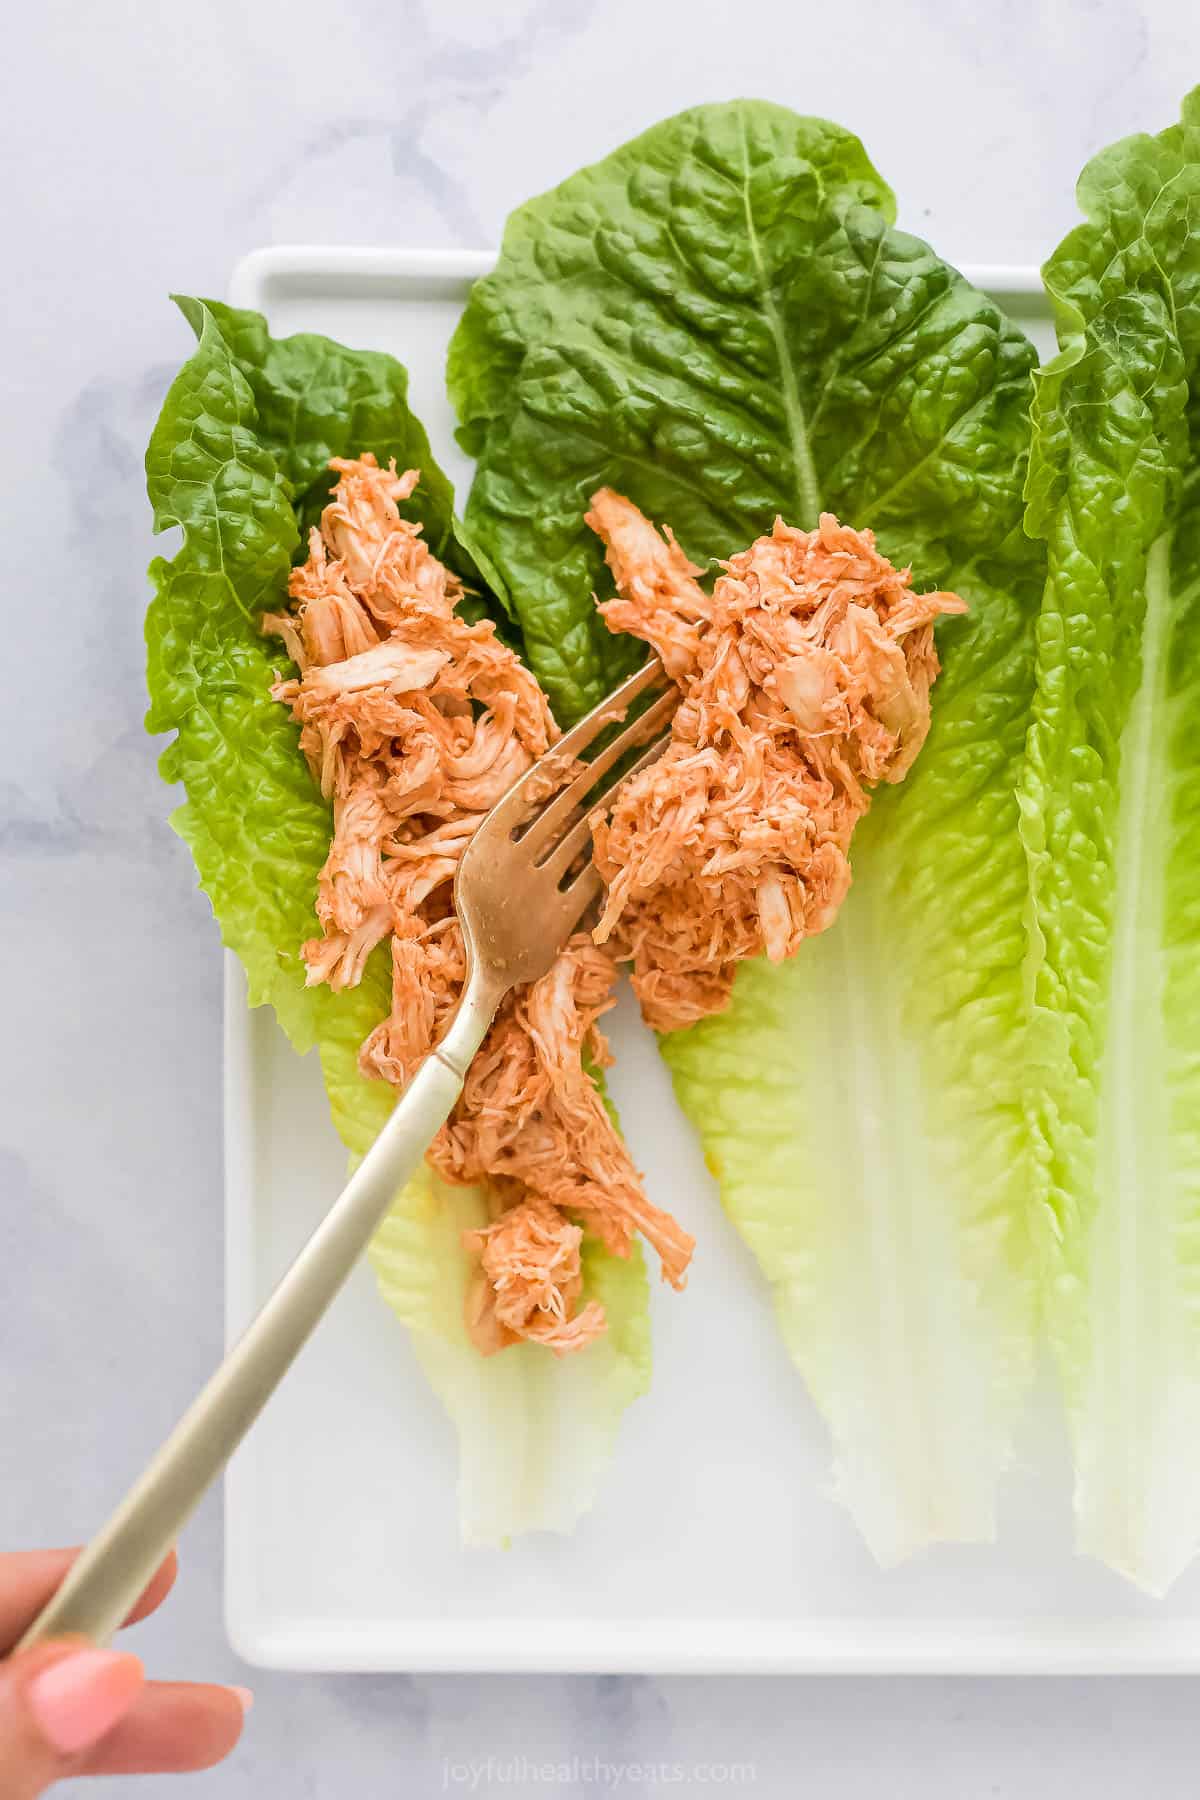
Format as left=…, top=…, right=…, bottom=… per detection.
left=18, top=972, right=502, bottom=1652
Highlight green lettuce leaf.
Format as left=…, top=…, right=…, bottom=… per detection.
left=180, top=296, right=513, bottom=637
left=175, top=296, right=459, bottom=557
left=145, top=298, right=649, bottom=1542
left=370, top=1166, right=649, bottom=1544
left=451, top=99, right=1043, bottom=1560
left=1020, top=89, right=1200, bottom=1592
left=449, top=101, right=899, bottom=722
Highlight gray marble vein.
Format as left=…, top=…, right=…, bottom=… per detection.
left=4, top=0, right=1199, bottom=1793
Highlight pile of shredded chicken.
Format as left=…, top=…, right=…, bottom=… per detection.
left=265, top=455, right=693, bottom=1360
left=267, top=455, right=962, bottom=1360
left=584, top=490, right=967, bottom=1031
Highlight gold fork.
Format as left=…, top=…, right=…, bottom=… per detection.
left=19, top=655, right=675, bottom=1651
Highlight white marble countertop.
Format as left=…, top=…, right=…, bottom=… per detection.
left=5, top=0, right=1199, bottom=1793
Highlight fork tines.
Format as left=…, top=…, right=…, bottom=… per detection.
left=515, top=659, right=677, bottom=879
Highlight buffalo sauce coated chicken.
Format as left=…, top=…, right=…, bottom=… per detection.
left=265, top=455, right=693, bottom=1360
left=584, top=491, right=967, bottom=1032
left=266, top=456, right=962, bottom=1362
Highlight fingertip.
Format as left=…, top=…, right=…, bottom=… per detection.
left=184, top=1688, right=251, bottom=1771
left=123, top=1549, right=179, bottom=1628
left=76, top=1679, right=251, bottom=1776
left=25, top=1647, right=145, bottom=1755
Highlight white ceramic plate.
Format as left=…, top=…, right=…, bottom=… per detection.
left=222, top=249, right=1200, bottom=1673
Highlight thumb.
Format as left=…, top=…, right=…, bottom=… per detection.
left=0, top=1643, right=145, bottom=1799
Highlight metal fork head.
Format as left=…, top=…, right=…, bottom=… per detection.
left=453, top=656, right=674, bottom=996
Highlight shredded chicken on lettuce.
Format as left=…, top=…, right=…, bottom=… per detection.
left=266, top=456, right=693, bottom=1359
left=584, top=490, right=967, bottom=1031
left=266, top=456, right=961, bottom=1361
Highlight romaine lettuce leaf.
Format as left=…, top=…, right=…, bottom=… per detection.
left=179, top=296, right=515, bottom=637
left=450, top=100, right=1043, bottom=1560
left=449, top=102, right=899, bottom=722
left=145, top=299, right=649, bottom=1542
left=1020, top=89, right=1200, bottom=1592
left=175, top=296, right=459, bottom=558
left=370, top=1166, right=649, bottom=1544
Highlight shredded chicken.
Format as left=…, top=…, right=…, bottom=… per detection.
left=436, top=936, right=694, bottom=1286
left=584, top=489, right=966, bottom=1032
left=463, top=1195, right=605, bottom=1355
left=267, top=457, right=959, bottom=1363
left=266, top=455, right=693, bottom=1359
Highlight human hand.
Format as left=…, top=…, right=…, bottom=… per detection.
left=0, top=1548, right=250, bottom=1797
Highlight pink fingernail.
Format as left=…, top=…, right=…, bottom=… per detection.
left=231, top=1685, right=255, bottom=1712
left=27, top=1649, right=145, bottom=1754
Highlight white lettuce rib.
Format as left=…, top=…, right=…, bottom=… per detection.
left=1074, top=531, right=1200, bottom=1593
